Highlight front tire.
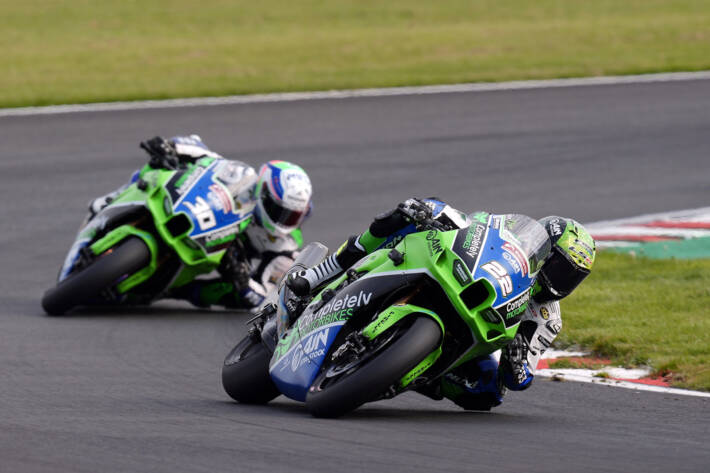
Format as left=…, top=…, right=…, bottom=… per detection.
left=306, top=316, right=441, bottom=418
left=222, top=333, right=280, bottom=404
left=42, top=237, right=151, bottom=316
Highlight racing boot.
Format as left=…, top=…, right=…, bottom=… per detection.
left=86, top=170, right=141, bottom=221
left=287, top=235, right=367, bottom=296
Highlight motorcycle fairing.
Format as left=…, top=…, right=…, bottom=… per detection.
left=58, top=202, right=146, bottom=281
left=268, top=271, right=412, bottom=401
left=169, top=161, right=253, bottom=245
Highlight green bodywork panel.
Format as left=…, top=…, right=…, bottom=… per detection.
left=89, top=225, right=159, bottom=293
left=340, top=228, right=523, bottom=385
left=362, top=303, right=444, bottom=388
left=80, top=162, right=246, bottom=294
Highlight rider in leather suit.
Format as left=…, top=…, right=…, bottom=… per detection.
left=287, top=198, right=596, bottom=410
left=87, top=135, right=313, bottom=310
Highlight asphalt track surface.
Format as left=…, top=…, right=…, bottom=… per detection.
left=1, top=79, right=709, bottom=472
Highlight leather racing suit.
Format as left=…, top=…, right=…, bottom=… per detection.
left=289, top=198, right=562, bottom=411
left=87, top=135, right=304, bottom=310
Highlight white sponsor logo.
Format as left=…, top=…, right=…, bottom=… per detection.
left=502, top=242, right=529, bottom=276
left=290, top=328, right=329, bottom=372
left=505, top=291, right=530, bottom=314
left=549, top=218, right=563, bottom=236
left=298, top=290, right=373, bottom=330
left=204, top=224, right=238, bottom=243
left=175, top=170, right=201, bottom=195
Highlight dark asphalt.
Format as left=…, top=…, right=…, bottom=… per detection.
left=1, top=79, right=709, bottom=472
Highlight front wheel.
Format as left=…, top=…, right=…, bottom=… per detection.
left=41, top=237, right=151, bottom=316
left=222, top=332, right=280, bottom=404
left=306, top=316, right=441, bottom=418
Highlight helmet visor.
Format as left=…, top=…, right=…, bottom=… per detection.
left=262, top=189, right=305, bottom=228
left=540, top=247, right=590, bottom=298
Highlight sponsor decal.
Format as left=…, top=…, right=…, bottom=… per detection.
left=540, top=306, right=550, bottom=320
left=289, top=328, right=330, bottom=372
left=426, top=230, right=443, bottom=256
left=300, top=308, right=353, bottom=334
left=369, top=309, right=396, bottom=335
left=502, top=241, right=529, bottom=276
left=504, top=291, right=530, bottom=319
left=453, top=221, right=488, bottom=272
left=481, top=261, right=513, bottom=297
left=463, top=223, right=486, bottom=257
left=472, top=211, right=489, bottom=224
left=184, top=196, right=217, bottom=231
left=493, top=291, right=530, bottom=327
left=297, top=290, right=373, bottom=331
left=208, top=183, right=233, bottom=214
left=174, top=167, right=202, bottom=196
left=548, top=217, right=563, bottom=237
left=452, top=259, right=472, bottom=286
left=203, top=224, right=239, bottom=247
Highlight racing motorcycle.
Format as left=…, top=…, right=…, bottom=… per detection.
left=42, top=154, right=255, bottom=315
left=222, top=207, right=551, bottom=418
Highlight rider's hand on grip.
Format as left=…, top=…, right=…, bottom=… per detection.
left=140, top=136, right=179, bottom=170
left=397, top=198, right=432, bottom=224
left=219, top=245, right=251, bottom=290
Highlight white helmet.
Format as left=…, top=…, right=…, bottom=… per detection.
left=254, top=160, right=312, bottom=235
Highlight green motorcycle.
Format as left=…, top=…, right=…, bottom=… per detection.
left=42, top=157, right=254, bottom=315
left=222, top=211, right=551, bottom=417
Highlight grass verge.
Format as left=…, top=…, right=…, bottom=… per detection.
left=558, top=252, right=710, bottom=391
left=3, top=0, right=710, bottom=107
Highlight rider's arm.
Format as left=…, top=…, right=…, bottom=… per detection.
left=499, top=299, right=562, bottom=390
left=139, top=135, right=223, bottom=170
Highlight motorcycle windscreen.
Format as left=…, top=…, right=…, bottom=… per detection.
left=269, top=321, right=346, bottom=401
left=170, top=161, right=253, bottom=251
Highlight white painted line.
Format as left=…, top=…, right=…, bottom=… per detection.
left=589, top=226, right=710, bottom=239
left=537, top=371, right=710, bottom=398
left=541, top=349, right=589, bottom=359
left=2, top=71, right=710, bottom=117
left=585, top=206, right=710, bottom=229
left=538, top=367, right=652, bottom=380
left=537, top=348, right=710, bottom=398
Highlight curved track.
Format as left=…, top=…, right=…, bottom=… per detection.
left=1, top=79, right=709, bottom=472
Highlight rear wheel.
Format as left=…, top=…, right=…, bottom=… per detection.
left=222, top=332, right=280, bottom=404
left=42, top=237, right=151, bottom=316
left=306, top=316, right=441, bottom=418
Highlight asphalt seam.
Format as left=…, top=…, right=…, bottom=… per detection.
left=2, top=70, right=710, bottom=117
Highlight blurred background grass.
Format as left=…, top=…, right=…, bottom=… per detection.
left=3, top=0, right=710, bottom=107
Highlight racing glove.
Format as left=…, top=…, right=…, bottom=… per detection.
left=218, top=243, right=252, bottom=291
left=499, top=332, right=534, bottom=391
left=140, top=136, right=179, bottom=170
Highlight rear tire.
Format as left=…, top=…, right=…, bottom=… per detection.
left=222, top=334, right=280, bottom=404
left=306, top=316, right=441, bottom=418
left=42, top=237, right=151, bottom=316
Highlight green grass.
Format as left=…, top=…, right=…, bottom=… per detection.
left=3, top=0, right=710, bottom=107
left=558, top=252, right=710, bottom=391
